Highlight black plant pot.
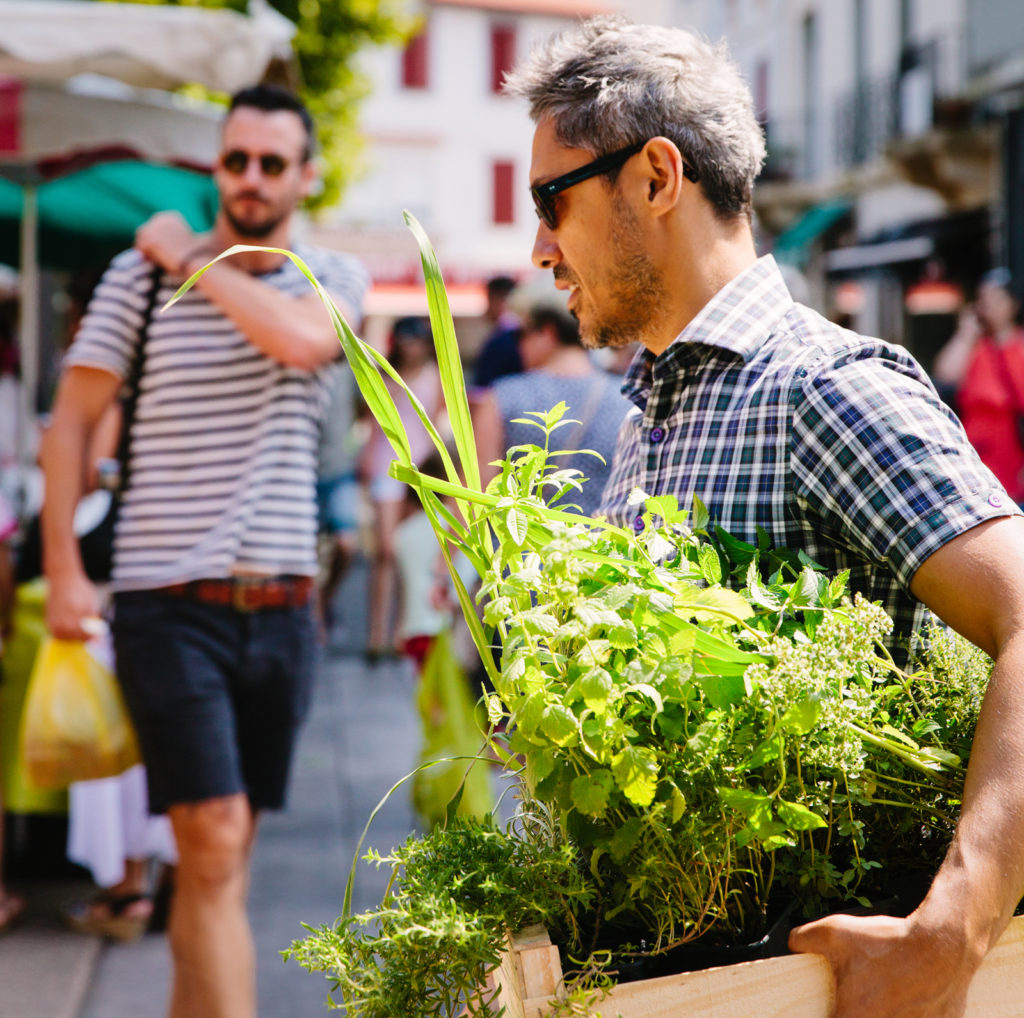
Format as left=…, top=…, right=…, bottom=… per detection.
left=581, top=874, right=933, bottom=985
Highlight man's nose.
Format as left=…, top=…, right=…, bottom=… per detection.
left=531, top=222, right=560, bottom=270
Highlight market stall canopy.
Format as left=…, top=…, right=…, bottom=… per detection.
left=5, top=76, right=221, bottom=169
left=0, top=0, right=294, bottom=94
left=0, top=160, right=217, bottom=270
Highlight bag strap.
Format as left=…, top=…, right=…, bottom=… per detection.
left=114, top=264, right=162, bottom=494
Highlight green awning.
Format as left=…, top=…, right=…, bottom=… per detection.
left=773, top=199, right=851, bottom=266
left=0, top=160, right=217, bottom=270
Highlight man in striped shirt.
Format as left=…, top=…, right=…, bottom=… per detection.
left=41, top=85, right=368, bottom=1018
left=506, top=17, right=1024, bottom=1018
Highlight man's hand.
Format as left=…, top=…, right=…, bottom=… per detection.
left=45, top=569, right=102, bottom=642
left=135, top=211, right=206, bottom=277
left=789, top=911, right=979, bottom=1018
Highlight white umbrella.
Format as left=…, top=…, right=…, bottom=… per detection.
left=0, top=0, right=294, bottom=94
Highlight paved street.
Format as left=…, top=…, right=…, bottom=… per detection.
left=0, top=558, right=426, bottom=1018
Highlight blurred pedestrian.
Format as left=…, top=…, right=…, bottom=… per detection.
left=0, top=487, right=26, bottom=933
left=39, top=84, right=368, bottom=1018
left=361, top=316, right=442, bottom=662
left=933, top=268, right=1024, bottom=504
left=472, top=302, right=631, bottom=514
left=471, top=275, right=523, bottom=388
left=316, top=362, right=365, bottom=640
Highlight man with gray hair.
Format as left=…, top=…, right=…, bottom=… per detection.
left=505, top=16, right=1024, bottom=1018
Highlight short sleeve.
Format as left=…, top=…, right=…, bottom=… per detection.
left=791, top=351, right=1019, bottom=591
left=63, top=249, right=153, bottom=381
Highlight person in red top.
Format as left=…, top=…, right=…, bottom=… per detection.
left=934, top=268, right=1024, bottom=504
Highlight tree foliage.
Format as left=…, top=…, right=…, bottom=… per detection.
left=98, top=0, right=420, bottom=209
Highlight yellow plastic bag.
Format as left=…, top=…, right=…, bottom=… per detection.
left=412, top=628, right=494, bottom=828
left=18, top=637, right=141, bottom=789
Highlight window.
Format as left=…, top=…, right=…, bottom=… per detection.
left=492, top=160, right=514, bottom=224
left=402, top=30, right=429, bottom=89
left=490, top=24, right=516, bottom=94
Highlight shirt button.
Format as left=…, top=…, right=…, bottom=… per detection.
left=650, top=426, right=666, bottom=444
left=989, top=492, right=1005, bottom=508
left=633, top=515, right=645, bottom=532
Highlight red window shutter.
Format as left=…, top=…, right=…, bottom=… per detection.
left=0, top=78, right=21, bottom=154
left=493, top=161, right=515, bottom=224
left=490, top=24, right=516, bottom=94
left=402, top=31, right=429, bottom=90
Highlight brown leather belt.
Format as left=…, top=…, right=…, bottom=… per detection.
left=162, top=576, right=315, bottom=613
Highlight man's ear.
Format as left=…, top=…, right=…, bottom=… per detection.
left=299, top=158, right=318, bottom=199
left=639, top=137, right=686, bottom=216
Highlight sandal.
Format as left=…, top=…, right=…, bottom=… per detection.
left=0, top=892, right=27, bottom=933
left=65, top=892, right=152, bottom=942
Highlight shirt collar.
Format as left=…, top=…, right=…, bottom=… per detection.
left=621, top=255, right=795, bottom=408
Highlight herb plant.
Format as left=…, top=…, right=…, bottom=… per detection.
left=176, top=221, right=991, bottom=1015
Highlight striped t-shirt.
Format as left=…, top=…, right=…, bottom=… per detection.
left=64, top=243, right=369, bottom=591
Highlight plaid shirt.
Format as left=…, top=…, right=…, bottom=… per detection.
left=599, top=255, right=1019, bottom=655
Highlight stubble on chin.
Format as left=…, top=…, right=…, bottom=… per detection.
left=223, top=202, right=285, bottom=240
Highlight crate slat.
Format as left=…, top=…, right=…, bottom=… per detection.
left=494, top=914, right=1024, bottom=1017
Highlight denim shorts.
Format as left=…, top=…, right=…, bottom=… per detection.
left=111, top=589, right=317, bottom=814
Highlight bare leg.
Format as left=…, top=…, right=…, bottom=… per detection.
left=166, top=793, right=255, bottom=1018
left=0, top=797, right=26, bottom=931
left=367, top=499, right=402, bottom=655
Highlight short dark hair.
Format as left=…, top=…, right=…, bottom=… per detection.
left=524, top=305, right=581, bottom=347
left=228, top=84, right=315, bottom=162
left=486, top=275, right=517, bottom=301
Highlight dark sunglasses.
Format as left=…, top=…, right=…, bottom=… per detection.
left=530, top=140, right=700, bottom=230
left=220, top=150, right=290, bottom=178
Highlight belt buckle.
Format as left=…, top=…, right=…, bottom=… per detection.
left=232, top=578, right=263, bottom=613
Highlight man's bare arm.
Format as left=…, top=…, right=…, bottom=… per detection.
left=40, top=365, right=122, bottom=639
left=789, top=514, right=1024, bottom=1018
left=136, top=212, right=349, bottom=371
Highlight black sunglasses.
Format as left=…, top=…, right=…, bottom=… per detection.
left=220, top=150, right=290, bottom=178
left=530, top=140, right=700, bottom=230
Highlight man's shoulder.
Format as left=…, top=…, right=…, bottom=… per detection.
left=776, top=303, right=922, bottom=377
left=290, top=242, right=368, bottom=280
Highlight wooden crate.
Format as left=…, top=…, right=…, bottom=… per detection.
left=493, top=916, right=1024, bottom=1018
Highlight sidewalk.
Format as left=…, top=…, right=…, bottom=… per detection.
left=0, top=559, right=424, bottom=1018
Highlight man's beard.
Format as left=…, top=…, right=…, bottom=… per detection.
left=223, top=201, right=287, bottom=239
left=572, top=197, right=666, bottom=350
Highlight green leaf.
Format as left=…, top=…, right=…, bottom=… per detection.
left=514, top=690, right=546, bottom=736
left=578, top=668, right=614, bottom=711
left=691, top=496, right=710, bottom=532
left=571, top=770, right=615, bottom=818
left=697, top=672, right=748, bottom=709
left=698, top=545, right=723, bottom=584
left=776, top=799, right=828, bottom=831
left=670, top=784, right=687, bottom=823
left=505, top=506, right=528, bottom=546
left=607, top=619, right=639, bottom=649
left=611, top=746, right=659, bottom=807
left=608, top=817, right=644, bottom=862
left=577, top=639, right=612, bottom=667
left=748, top=732, right=784, bottom=768
left=627, top=682, right=664, bottom=714
left=719, top=787, right=770, bottom=820
left=689, top=586, right=753, bottom=623
left=781, top=698, right=821, bottom=735
left=540, top=703, right=579, bottom=747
